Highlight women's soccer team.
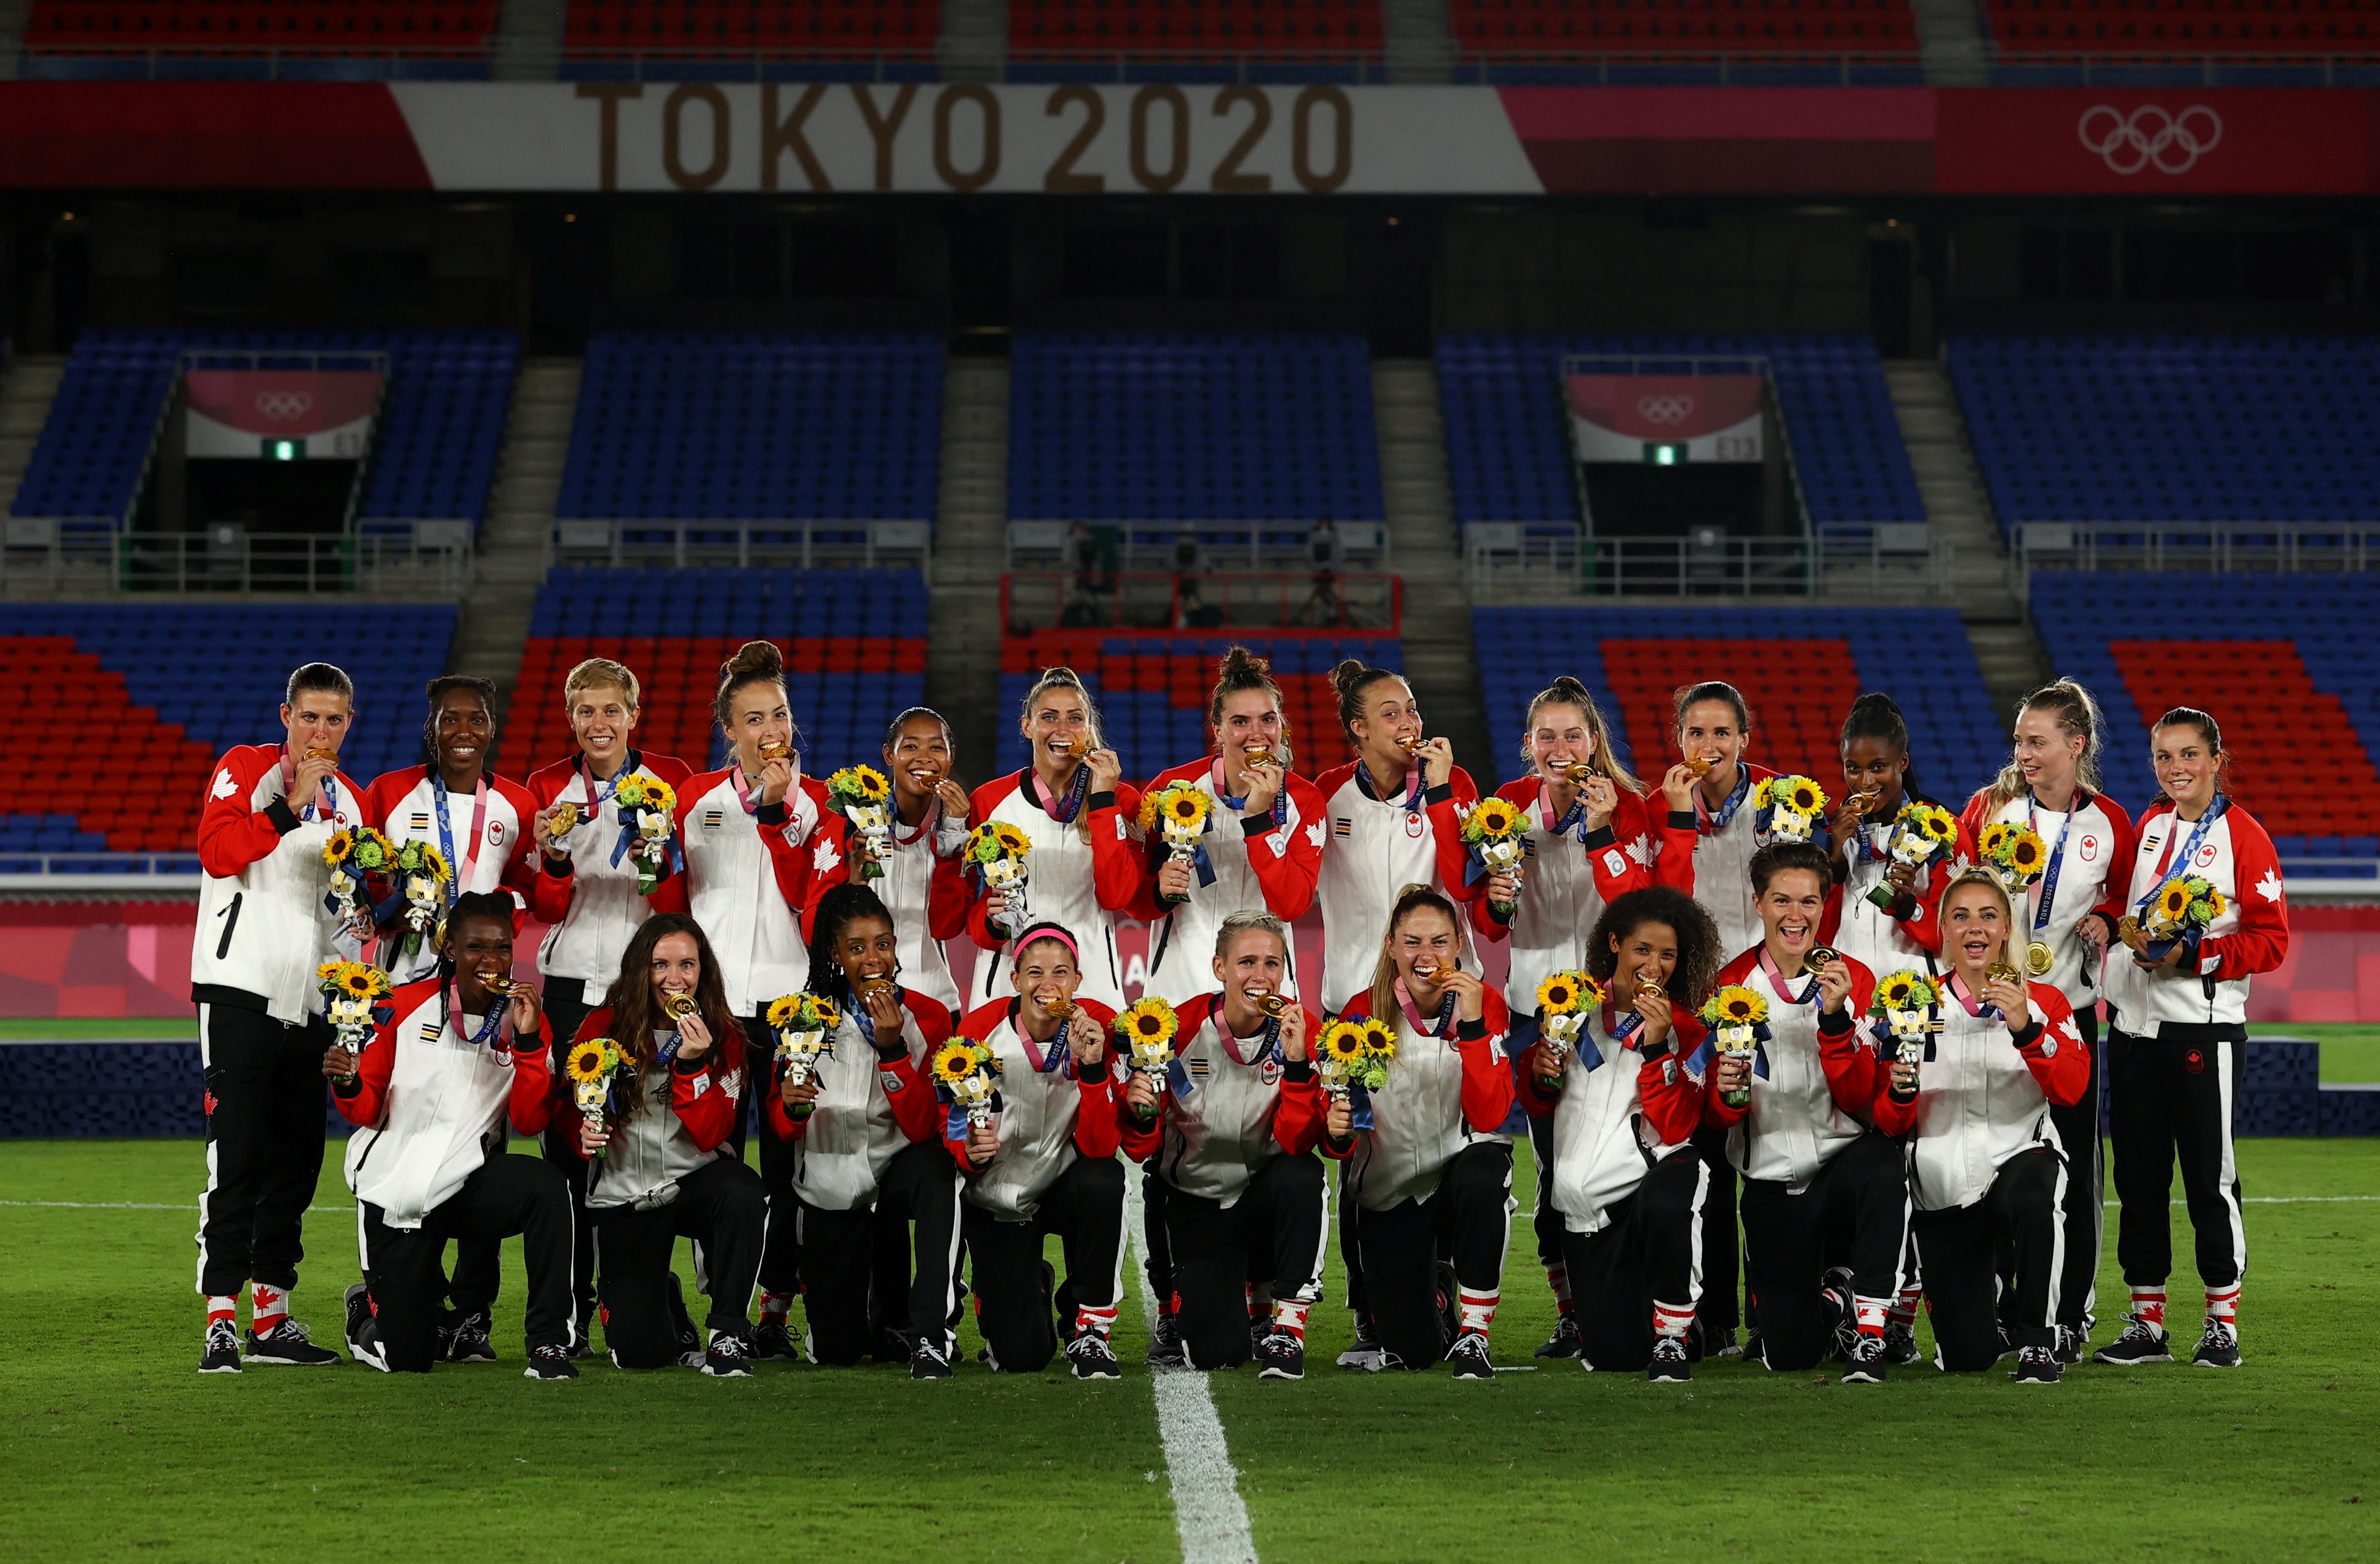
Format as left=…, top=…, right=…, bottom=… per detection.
left=188, top=640, right=2288, bottom=1386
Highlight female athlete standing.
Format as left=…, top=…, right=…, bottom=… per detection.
left=1959, top=678, right=2133, bottom=1362
left=962, top=668, right=1147, bottom=1012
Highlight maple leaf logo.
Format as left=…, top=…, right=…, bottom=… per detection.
left=1305, top=819, right=1326, bottom=852
left=2257, top=867, right=2283, bottom=904
left=1624, top=834, right=1653, bottom=871
left=812, top=836, right=841, bottom=874
left=2057, top=1015, right=2082, bottom=1048
left=210, top=769, right=238, bottom=800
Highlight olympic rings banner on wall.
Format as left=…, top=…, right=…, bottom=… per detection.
left=0, top=81, right=2370, bottom=196
left=1568, top=375, right=1764, bottom=464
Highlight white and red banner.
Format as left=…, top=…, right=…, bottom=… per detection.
left=1568, top=373, right=1763, bottom=464
left=0, top=83, right=2373, bottom=197
left=184, top=370, right=379, bottom=459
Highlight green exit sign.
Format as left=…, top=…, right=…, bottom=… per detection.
left=1643, top=442, right=1687, bottom=466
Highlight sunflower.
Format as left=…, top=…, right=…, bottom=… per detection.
left=1473, top=798, right=1520, bottom=836
left=932, top=1040, right=980, bottom=1084
left=324, top=830, right=354, bottom=865
left=1883, top=977, right=1918, bottom=1007
left=419, top=844, right=450, bottom=879
left=1787, top=779, right=1824, bottom=814
left=2158, top=883, right=2193, bottom=921
left=1357, top=1019, right=1397, bottom=1060
left=852, top=766, right=889, bottom=802
left=766, top=995, right=801, bottom=1029
left=1136, top=792, right=1161, bottom=831
left=1918, top=807, right=1956, bottom=843
left=565, top=1040, right=612, bottom=1084
left=1536, top=973, right=1580, bottom=1015
left=317, top=960, right=345, bottom=985
left=811, top=996, right=842, bottom=1031
left=2202, top=888, right=2227, bottom=921
left=1978, top=821, right=2011, bottom=857
left=341, top=968, right=378, bottom=999
left=1320, top=1021, right=1366, bottom=1063
left=2009, top=835, right=2045, bottom=871
left=993, top=823, right=1031, bottom=854
left=1119, top=997, right=1178, bottom=1045
left=1165, top=791, right=1208, bottom=826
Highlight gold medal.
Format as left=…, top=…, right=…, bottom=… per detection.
left=663, top=992, right=699, bottom=1021
left=548, top=802, right=580, bottom=834
left=2026, top=940, right=2055, bottom=977
left=1806, top=945, right=1840, bottom=971
left=1984, top=960, right=2022, bottom=988
left=1255, top=994, right=1289, bottom=1017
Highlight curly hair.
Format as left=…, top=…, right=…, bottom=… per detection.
left=1585, top=886, right=1721, bottom=1014
left=804, top=882, right=897, bottom=1008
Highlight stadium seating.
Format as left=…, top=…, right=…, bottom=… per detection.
left=2028, top=572, right=2380, bottom=852
left=998, top=631, right=1398, bottom=780
left=1448, top=0, right=1922, bottom=83
left=1009, top=333, right=1384, bottom=523
left=7, top=329, right=517, bottom=533
left=1472, top=606, right=2004, bottom=804
left=1950, top=336, right=2380, bottom=532
left=0, top=604, right=459, bottom=854
left=556, top=333, right=942, bottom=524
left=562, top=0, right=942, bottom=76
left=1983, top=0, right=2380, bottom=52
left=20, top=0, right=499, bottom=78
left=1438, top=332, right=1924, bottom=533
left=509, top=567, right=930, bottom=776
left=1008, top=0, right=1382, bottom=79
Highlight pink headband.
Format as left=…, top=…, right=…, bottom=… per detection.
left=1010, top=922, right=1080, bottom=969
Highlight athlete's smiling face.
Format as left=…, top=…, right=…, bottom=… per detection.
left=1390, top=905, right=1459, bottom=993
left=1942, top=881, right=2011, bottom=979
left=2013, top=705, right=2083, bottom=794
left=1348, top=676, right=1421, bottom=762
left=569, top=683, right=637, bottom=767
left=432, top=687, right=493, bottom=782
left=831, top=914, right=898, bottom=986
left=1677, top=697, right=1746, bottom=774
left=1757, top=867, right=1828, bottom=962
left=1529, top=700, right=1594, bottom=779
left=281, top=689, right=352, bottom=760
left=2152, top=720, right=2220, bottom=814
left=727, top=681, right=793, bottom=774
left=885, top=712, right=952, bottom=805
left=1011, top=937, right=1082, bottom=1032
left=648, top=930, right=702, bottom=1006
left=1609, top=919, right=1680, bottom=997
left=1841, top=735, right=1908, bottom=814
left=443, top=912, right=515, bottom=1010
left=1213, top=927, right=1288, bottom=1008
left=1214, top=688, right=1284, bottom=767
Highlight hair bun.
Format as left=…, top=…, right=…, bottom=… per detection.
left=1220, top=645, right=1269, bottom=679
left=1330, top=658, right=1372, bottom=697
left=722, top=639, right=784, bottom=682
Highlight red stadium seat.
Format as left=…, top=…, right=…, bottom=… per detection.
left=563, top=0, right=944, bottom=60
left=1979, top=0, right=2380, bottom=54
left=24, top=0, right=503, bottom=56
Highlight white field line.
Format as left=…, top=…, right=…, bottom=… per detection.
left=1125, top=1199, right=1258, bottom=1564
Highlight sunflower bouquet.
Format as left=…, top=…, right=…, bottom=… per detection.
left=1754, top=775, right=1830, bottom=845
left=1980, top=821, right=2049, bottom=896
left=321, top=825, right=396, bottom=935
left=965, top=820, right=1033, bottom=934
left=316, top=959, right=392, bottom=1079
left=930, top=1036, right=1002, bottom=1130
left=611, top=773, right=679, bottom=896
left=1534, top=969, right=1607, bottom=1080
left=1142, top=781, right=1214, bottom=878
left=1866, top=801, right=1959, bottom=910
left=1867, top=970, right=1943, bottom=1066
left=765, top=992, right=844, bottom=1116
left=1696, top=985, right=1772, bottom=1108
left=2125, top=874, right=2227, bottom=962
left=827, top=765, right=894, bottom=881
left=1317, top=1017, right=1396, bottom=1110
left=389, top=839, right=450, bottom=961
left=1114, top=996, right=1181, bottom=1083
left=564, top=1036, right=630, bottom=1157
left=1459, top=795, right=1529, bottom=917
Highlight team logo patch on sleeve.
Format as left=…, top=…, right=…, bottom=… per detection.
left=409, top=813, right=429, bottom=832
left=1333, top=818, right=1352, bottom=838
left=703, top=809, right=725, bottom=830
left=418, top=1021, right=443, bottom=1043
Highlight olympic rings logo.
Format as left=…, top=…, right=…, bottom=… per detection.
left=2077, top=104, right=2223, bottom=175
left=1636, top=394, right=1695, bottom=425
left=253, top=391, right=316, bottom=420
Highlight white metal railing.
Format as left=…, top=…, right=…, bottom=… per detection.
left=2014, top=520, right=2380, bottom=599
left=1004, top=520, right=1388, bottom=574
left=550, top=518, right=931, bottom=571
left=0, top=852, right=204, bottom=893
left=0, top=526, right=473, bottom=597
left=1467, top=526, right=1956, bottom=600
left=2280, top=858, right=2380, bottom=899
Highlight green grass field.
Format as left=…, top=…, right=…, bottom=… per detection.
left=4, top=1138, right=2378, bottom=1562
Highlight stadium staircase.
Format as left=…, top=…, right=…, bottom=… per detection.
left=493, top=0, right=565, bottom=79
left=1374, top=358, right=1492, bottom=784
left=1384, top=0, right=1456, bottom=80
left=0, top=0, right=26, bottom=78
left=0, top=353, right=64, bottom=520
left=459, top=358, right=582, bottom=771
left=1909, top=0, right=1988, bottom=84
left=939, top=0, right=1007, bottom=81
left=925, top=357, right=1010, bottom=783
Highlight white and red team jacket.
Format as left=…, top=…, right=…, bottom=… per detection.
left=333, top=978, right=555, bottom=1228
left=670, top=770, right=834, bottom=1017
left=193, top=742, right=369, bottom=1026
left=1870, top=977, right=2088, bottom=1212
left=1523, top=997, right=1710, bottom=1235
left=1957, top=788, right=2135, bottom=1014
left=947, top=997, right=1130, bottom=1222
left=1334, top=987, right=1516, bottom=1213
left=1700, top=947, right=1880, bottom=1192
left=527, top=750, right=695, bottom=1007
left=801, top=803, right=973, bottom=1019
left=360, top=767, right=542, bottom=986
left=2100, top=798, right=2290, bottom=1034
left=1471, top=779, right=1696, bottom=1027
left=1688, top=760, right=1775, bottom=961
left=558, top=1003, right=747, bottom=1209
left=761, top=988, right=952, bottom=1210
left=1312, top=762, right=1481, bottom=1015
left=1137, top=756, right=1325, bottom=1008
left=963, top=773, right=1147, bottom=1012
left=1824, top=802, right=1976, bottom=979
left=1137, top=993, right=1331, bottom=1206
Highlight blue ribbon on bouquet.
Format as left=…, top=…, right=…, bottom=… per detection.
left=1685, top=1021, right=1771, bottom=1082
left=612, top=801, right=685, bottom=877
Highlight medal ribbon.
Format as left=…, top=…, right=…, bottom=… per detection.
left=1036, top=764, right=1092, bottom=825
left=1358, top=758, right=1426, bottom=820
left=1758, top=947, right=1821, bottom=1007
left=432, top=774, right=489, bottom=907
left=280, top=748, right=340, bottom=823
left=1541, top=779, right=1589, bottom=844
left=1697, top=765, right=1753, bottom=835
left=447, top=986, right=507, bottom=1049
left=2137, top=794, right=2230, bottom=914
left=1394, top=977, right=1459, bottom=1043
left=2026, top=794, right=2077, bottom=947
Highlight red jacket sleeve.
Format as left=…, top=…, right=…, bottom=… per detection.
left=1636, top=1005, right=1709, bottom=1146
left=1065, top=997, right=1127, bottom=1158
left=523, top=756, right=577, bottom=927
left=1817, top=959, right=1881, bottom=1118
left=798, top=812, right=856, bottom=944
left=1092, top=784, right=1147, bottom=915
left=502, top=1009, right=556, bottom=1136
left=1246, top=774, right=1325, bottom=921
left=2204, top=811, right=2289, bottom=980
left=928, top=836, right=972, bottom=941
left=1651, top=804, right=1697, bottom=894
left=2018, top=985, right=2089, bottom=1107
left=1426, top=768, right=1484, bottom=902
left=757, top=798, right=815, bottom=917
left=1455, top=988, right=1516, bottom=1135
left=329, top=1000, right=404, bottom=1128
left=494, top=778, right=545, bottom=912
left=1270, top=1002, right=1331, bottom=1154
left=884, top=994, right=955, bottom=1145
left=197, top=748, right=303, bottom=879
left=669, top=1040, right=746, bottom=1154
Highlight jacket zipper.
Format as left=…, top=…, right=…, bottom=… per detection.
left=214, top=892, right=244, bottom=961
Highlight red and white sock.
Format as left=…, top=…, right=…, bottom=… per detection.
left=1244, top=1284, right=1264, bottom=1324
left=1456, top=1287, right=1499, bottom=1337
left=1886, top=1287, right=1924, bottom=1331
left=1544, top=1263, right=1574, bottom=1314
left=1651, top=1300, right=1695, bottom=1340
left=1074, top=1302, right=1118, bottom=1341
left=2131, top=1287, right=2167, bottom=1330
left=1270, top=1298, right=1312, bottom=1342
left=2205, top=1284, right=2239, bottom=1327
left=758, top=1291, right=795, bottom=1319
left=1853, top=1294, right=1892, bottom=1339
left=205, top=1294, right=238, bottom=1328
left=250, top=1283, right=289, bottom=1334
